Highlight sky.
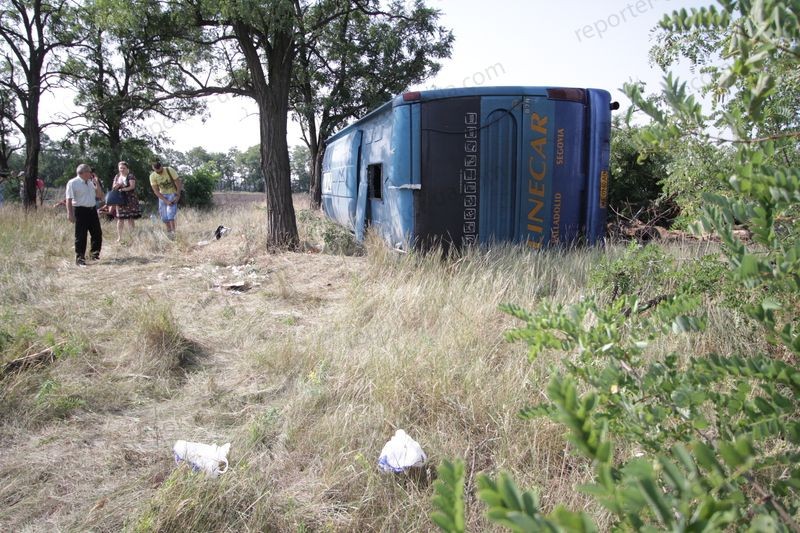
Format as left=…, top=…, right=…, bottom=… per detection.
left=48, top=0, right=718, bottom=154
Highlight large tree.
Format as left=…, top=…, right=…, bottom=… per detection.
left=58, top=0, right=203, bottom=182
left=0, top=0, right=81, bottom=207
left=132, top=0, right=448, bottom=248
left=150, top=0, right=304, bottom=248
left=293, top=0, right=452, bottom=208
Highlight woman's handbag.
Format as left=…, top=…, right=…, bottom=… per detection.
left=105, top=189, right=126, bottom=206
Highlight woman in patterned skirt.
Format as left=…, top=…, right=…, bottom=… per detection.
left=110, top=161, right=141, bottom=242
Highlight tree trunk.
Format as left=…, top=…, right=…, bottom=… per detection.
left=22, top=101, right=40, bottom=209
left=298, top=84, right=323, bottom=210
left=309, top=138, right=324, bottom=210
left=263, top=38, right=298, bottom=249
left=18, top=9, right=46, bottom=210
left=235, top=23, right=299, bottom=249
left=259, top=93, right=298, bottom=249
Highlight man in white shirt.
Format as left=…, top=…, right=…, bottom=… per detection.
left=66, top=163, right=104, bottom=266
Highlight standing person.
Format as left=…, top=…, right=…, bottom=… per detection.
left=66, top=163, right=104, bottom=266
left=110, top=161, right=141, bottom=242
left=35, top=177, right=45, bottom=206
left=149, top=160, right=182, bottom=237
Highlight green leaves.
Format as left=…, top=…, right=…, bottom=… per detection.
left=660, top=5, right=732, bottom=32
left=432, top=4, right=800, bottom=531
left=292, top=0, right=453, bottom=204
left=490, top=275, right=800, bottom=529
left=546, top=376, right=610, bottom=464
left=431, top=459, right=466, bottom=533
left=718, top=437, right=755, bottom=470
left=476, top=472, right=599, bottom=532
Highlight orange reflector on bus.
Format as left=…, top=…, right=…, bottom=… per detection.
left=547, top=88, right=586, bottom=102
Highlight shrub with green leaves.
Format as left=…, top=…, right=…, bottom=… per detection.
left=297, top=209, right=363, bottom=255
left=588, top=242, right=675, bottom=302
left=432, top=1, right=800, bottom=530
left=182, top=161, right=220, bottom=208
left=608, top=118, right=671, bottom=222
left=590, top=243, right=741, bottom=310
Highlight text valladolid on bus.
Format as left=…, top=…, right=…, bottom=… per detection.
left=322, top=86, right=615, bottom=250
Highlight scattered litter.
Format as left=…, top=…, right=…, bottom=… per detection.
left=378, top=429, right=426, bottom=473
left=194, top=226, right=230, bottom=245
left=221, top=281, right=252, bottom=292
left=214, top=225, right=231, bottom=240
left=173, top=440, right=231, bottom=477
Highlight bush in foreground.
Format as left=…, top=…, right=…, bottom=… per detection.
left=433, top=2, right=800, bottom=530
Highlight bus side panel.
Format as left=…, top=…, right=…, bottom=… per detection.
left=550, top=100, right=586, bottom=244
left=358, top=114, right=392, bottom=240
left=383, top=105, right=415, bottom=248
left=322, top=130, right=362, bottom=231
left=586, top=90, right=612, bottom=244
left=518, top=97, right=556, bottom=249
left=417, top=97, right=481, bottom=248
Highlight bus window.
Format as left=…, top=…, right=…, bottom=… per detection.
left=368, top=164, right=383, bottom=200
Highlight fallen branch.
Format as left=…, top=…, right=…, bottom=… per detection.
left=1, top=347, right=56, bottom=376
left=622, top=295, right=671, bottom=317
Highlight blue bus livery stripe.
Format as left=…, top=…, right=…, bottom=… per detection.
left=551, top=100, right=586, bottom=244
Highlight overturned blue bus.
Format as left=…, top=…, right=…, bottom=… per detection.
left=321, top=86, right=613, bottom=250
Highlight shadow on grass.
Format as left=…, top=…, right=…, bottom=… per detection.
left=101, top=256, right=154, bottom=266
left=176, top=337, right=207, bottom=373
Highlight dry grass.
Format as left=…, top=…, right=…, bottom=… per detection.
left=0, top=196, right=759, bottom=532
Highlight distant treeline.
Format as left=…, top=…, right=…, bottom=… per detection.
left=0, top=141, right=311, bottom=208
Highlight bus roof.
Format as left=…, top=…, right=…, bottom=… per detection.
left=325, top=86, right=607, bottom=143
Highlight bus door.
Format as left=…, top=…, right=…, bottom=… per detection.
left=358, top=125, right=389, bottom=241
left=479, top=96, right=523, bottom=243
left=354, top=132, right=368, bottom=241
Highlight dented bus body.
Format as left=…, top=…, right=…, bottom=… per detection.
left=321, top=86, right=612, bottom=250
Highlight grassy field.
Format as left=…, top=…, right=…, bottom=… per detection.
left=0, top=194, right=754, bottom=531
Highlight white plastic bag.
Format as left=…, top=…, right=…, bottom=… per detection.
left=173, top=440, right=231, bottom=478
left=378, top=429, right=426, bottom=473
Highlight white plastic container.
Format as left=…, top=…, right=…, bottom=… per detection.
left=378, top=429, right=426, bottom=473
left=173, top=440, right=231, bottom=478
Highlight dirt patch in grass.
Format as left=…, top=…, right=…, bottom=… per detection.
left=0, top=202, right=366, bottom=531
left=1, top=199, right=668, bottom=531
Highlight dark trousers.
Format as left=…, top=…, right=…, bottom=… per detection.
left=74, top=206, right=102, bottom=261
